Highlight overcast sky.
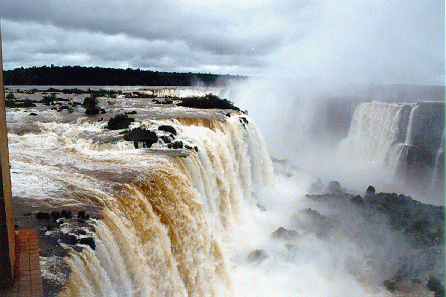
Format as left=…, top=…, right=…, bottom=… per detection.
left=0, top=0, right=444, bottom=85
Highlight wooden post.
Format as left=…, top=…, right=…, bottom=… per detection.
left=0, top=22, right=15, bottom=289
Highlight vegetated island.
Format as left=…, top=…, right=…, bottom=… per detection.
left=3, top=65, right=247, bottom=86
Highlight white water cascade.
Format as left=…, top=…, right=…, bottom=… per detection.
left=338, top=101, right=444, bottom=203
left=8, top=111, right=273, bottom=296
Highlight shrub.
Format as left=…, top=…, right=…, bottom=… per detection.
left=20, top=99, right=37, bottom=108
left=351, top=195, right=364, bottom=206
left=158, top=125, right=177, bottom=135
left=383, top=280, right=396, bottom=292
left=36, top=212, right=51, bottom=220
left=6, top=92, right=14, bottom=100
left=61, top=210, right=72, bottom=219
left=41, top=93, right=57, bottom=104
left=77, top=211, right=90, bottom=220
left=82, top=97, right=100, bottom=115
left=171, top=141, right=183, bottom=149
left=106, top=114, right=134, bottom=130
left=366, top=185, right=376, bottom=195
left=178, top=94, right=240, bottom=110
left=124, top=127, right=158, bottom=148
left=5, top=99, right=15, bottom=108
left=51, top=211, right=61, bottom=221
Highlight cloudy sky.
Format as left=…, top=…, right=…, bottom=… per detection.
left=0, top=0, right=444, bottom=85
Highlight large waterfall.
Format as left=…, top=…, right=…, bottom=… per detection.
left=8, top=105, right=273, bottom=296
left=6, top=86, right=444, bottom=296
left=337, top=101, right=444, bottom=201
left=57, top=116, right=273, bottom=297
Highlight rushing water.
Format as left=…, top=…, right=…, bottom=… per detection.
left=6, top=87, right=443, bottom=296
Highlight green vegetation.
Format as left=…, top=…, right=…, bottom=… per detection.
left=106, top=114, right=134, bottom=130
left=5, top=99, right=16, bottom=108
left=18, top=99, right=37, bottom=108
left=41, top=93, right=58, bottom=105
left=36, top=209, right=73, bottom=221
left=61, top=210, right=72, bottom=219
left=168, top=141, right=184, bottom=149
left=178, top=94, right=240, bottom=110
left=6, top=92, right=15, bottom=100
left=5, top=98, right=37, bottom=108
left=36, top=212, right=51, bottom=220
left=364, top=191, right=444, bottom=247
left=124, top=127, right=158, bottom=148
left=158, top=125, right=177, bottom=135
left=82, top=96, right=101, bottom=115
left=77, top=211, right=90, bottom=221
left=4, top=65, right=246, bottom=86
left=51, top=211, right=62, bottom=220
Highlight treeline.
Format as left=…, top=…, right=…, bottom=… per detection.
left=3, top=65, right=246, bottom=86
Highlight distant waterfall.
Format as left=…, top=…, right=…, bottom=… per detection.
left=339, top=101, right=445, bottom=198
left=339, top=102, right=413, bottom=167
left=58, top=115, right=273, bottom=297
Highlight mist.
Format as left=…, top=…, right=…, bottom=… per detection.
left=224, top=2, right=444, bottom=294
left=229, top=0, right=444, bottom=204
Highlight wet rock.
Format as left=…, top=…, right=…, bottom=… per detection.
left=291, top=208, right=333, bottom=238
left=271, top=227, right=301, bottom=240
left=325, top=181, right=346, bottom=195
left=59, top=233, right=77, bottom=245
left=247, top=249, right=268, bottom=264
left=78, top=237, right=96, bottom=250
left=351, top=195, right=365, bottom=206
left=426, top=276, right=444, bottom=297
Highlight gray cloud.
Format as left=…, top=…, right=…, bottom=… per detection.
left=0, top=0, right=443, bottom=85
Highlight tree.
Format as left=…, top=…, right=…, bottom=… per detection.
left=82, top=97, right=100, bottom=115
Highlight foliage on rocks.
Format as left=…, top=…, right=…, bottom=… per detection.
left=82, top=96, right=101, bottom=115
left=124, top=127, right=158, bottom=148
left=158, top=125, right=177, bottom=135
left=106, top=114, right=134, bottom=130
left=177, top=94, right=240, bottom=110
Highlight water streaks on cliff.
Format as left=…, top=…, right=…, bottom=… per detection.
left=8, top=111, right=271, bottom=296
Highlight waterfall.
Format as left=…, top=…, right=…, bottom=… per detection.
left=403, top=104, right=419, bottom=145
left=52, top=114, right=273, bottom=296
left=339, top=101, right=444, bottom=203
left=339, top=101, right=411, bottom=168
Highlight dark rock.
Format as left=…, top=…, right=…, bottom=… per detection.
left=59, top=234, right=77, bottom=245
left=160, top=135, right=172, bottom=144
left=426, top=276, right=444, bottom=296
left=61, top=210, right=72, bottom=219
left=256, top=203, right=266, bottom=211
left=78, top=237, right=96, bottom=250
left=247, top=249, right=268, bottom=263
left=325, top=181, right=346, bottom=195
left=351, top=195, right=365, bottom=206
left=383, top=280, right=396, bottom=292
left=271, top=227, right=301, bottom=240
left=291, top=208, right=333, bottom=238
left=51, top=211, right=61, bottom=221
